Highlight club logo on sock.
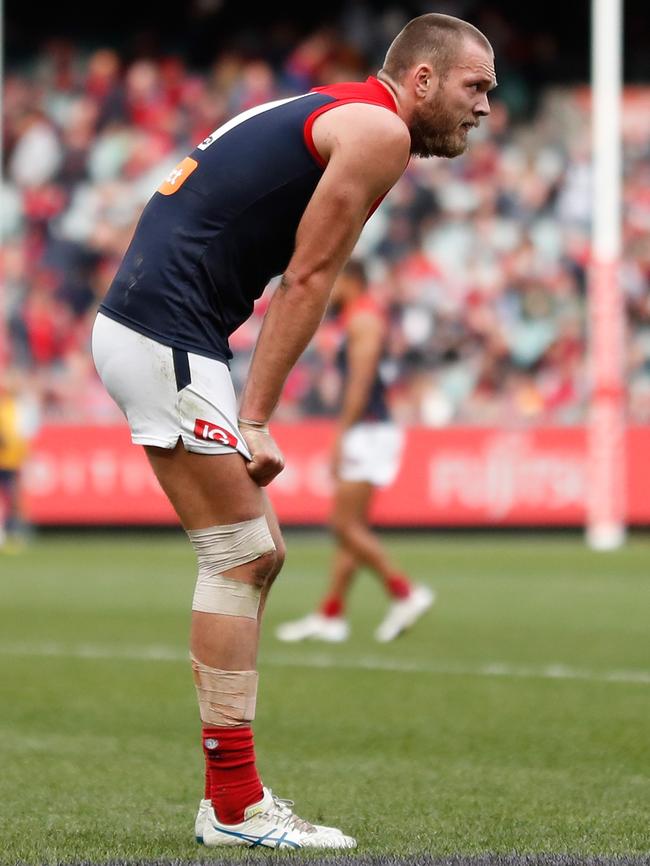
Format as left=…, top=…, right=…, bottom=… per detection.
left=204, top=738, right=219, bottom=750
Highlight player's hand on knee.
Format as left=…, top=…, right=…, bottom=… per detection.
left=241, top=428, right=285, bottom=486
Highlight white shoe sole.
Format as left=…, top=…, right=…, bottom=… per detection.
left=275, top=615, right=349, bottom=643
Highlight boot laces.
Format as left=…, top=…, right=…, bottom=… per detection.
left=266, top=790, right=316, bottom=834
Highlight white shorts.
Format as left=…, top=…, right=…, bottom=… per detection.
left=339, top=422, right=404, bottom=487
left=91, top=313, right=251, bottom=458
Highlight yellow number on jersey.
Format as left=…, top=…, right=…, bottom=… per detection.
left=157, top=157, right=198, bottom=195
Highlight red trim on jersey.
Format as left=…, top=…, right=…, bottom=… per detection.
left=367, top=192, right=388, bottom=221
left=311, top=76, right=398, bottom=111
left=303, top=76, right=399, bottom=171
left=302, top=104, right=332, bottom=169
left=341, top=294, right=387, bottom=331
left=303, top=98, right=396, bottom=169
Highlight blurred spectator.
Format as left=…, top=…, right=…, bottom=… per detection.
left=0, top=371, right=41, bottom=550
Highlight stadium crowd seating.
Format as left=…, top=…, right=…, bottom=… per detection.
left=2, top=20, right=649, bottom=428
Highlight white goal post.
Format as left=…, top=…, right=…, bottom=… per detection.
left=586, top=0, right=627, bottom=550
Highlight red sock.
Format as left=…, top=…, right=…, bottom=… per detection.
left=320, top=595, right=344, bottom=618
left=385, top=573, right=412, bottom=599
left=202, top=725, right=263, bottom=824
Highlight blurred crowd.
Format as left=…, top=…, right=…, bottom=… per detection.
left=2, top=15, right=650, bottom=430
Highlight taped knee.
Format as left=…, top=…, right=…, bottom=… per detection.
left=192, top=655, right=258, bottom=726
left=188, top=516, right=276, bottom=618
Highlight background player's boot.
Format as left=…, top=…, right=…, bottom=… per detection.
left=275, top=613, right=349, bottom=642
left=375, top=584, right=435, bottom=642
left=202, top=787, right=356, bottom=848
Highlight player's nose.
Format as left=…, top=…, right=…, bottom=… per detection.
left=475, top=93, right=490, bottom=117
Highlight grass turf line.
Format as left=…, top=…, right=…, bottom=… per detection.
left=24, top=857, right=650, bottom=866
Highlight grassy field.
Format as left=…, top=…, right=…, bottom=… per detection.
left=0, top=530, right=649, bottom=865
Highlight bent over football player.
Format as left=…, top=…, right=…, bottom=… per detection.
left=92, top=12, right=496, bottom=850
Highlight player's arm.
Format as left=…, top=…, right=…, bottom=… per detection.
left=239, top=105, right=410, bottom=485
left=338, top=311, right=385, bottom=431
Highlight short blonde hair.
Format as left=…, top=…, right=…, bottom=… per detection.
left=381, top=13, right=492, bottom=82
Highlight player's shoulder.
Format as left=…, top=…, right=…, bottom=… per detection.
left=355, top=103, right=410, bottom=145
left=314, top=103, right=410, bottom=178
left=321, top=100, right=409, bottom=147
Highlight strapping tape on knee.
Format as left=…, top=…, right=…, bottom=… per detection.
left=188, top=516, right=275, bottom=618
left=192, top=655, right=258, bottom=726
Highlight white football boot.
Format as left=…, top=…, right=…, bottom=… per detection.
left=199, top=787, right=356, bottom=849
left=195, top=795, right=344, bottom=844
left=275, top=613, right=349, bottom=643
left=375, top=584, right=435, bottom=642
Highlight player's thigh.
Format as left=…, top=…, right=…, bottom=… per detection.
left=145, top=442, right=266, bottom=530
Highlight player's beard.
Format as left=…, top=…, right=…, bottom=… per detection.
left=409, top=87, right=472, bottom=158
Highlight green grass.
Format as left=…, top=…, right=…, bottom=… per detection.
left=0, top=530, right=649, bottom=864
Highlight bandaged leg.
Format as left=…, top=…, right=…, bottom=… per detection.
left=188, top=516, right=275, bottom=617
left=193, top=656, right=263, bottom=823
left=187, top=517, right=274, bottom=821
left=192, top=656, right=258, bottom=727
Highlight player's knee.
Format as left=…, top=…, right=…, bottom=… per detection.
left=274, top=534, right=286, bottom=571
left=188, top=516, right=276, bottom=619
left=264, top=535, right=286, bottom=586
left=248, top=549, right=279, bottom=586
left=330, top=512, right=354, bottom=542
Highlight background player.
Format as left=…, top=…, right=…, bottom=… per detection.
left=276, top=259, right=434, bottom=643
left=91, top=12, right=495, bottom=850
left=0, top=372, right=40, bottom=553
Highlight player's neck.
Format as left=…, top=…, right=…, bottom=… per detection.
left=376, top=72, right=419, bottom=142
left=375, top=71, right=406, bottom=118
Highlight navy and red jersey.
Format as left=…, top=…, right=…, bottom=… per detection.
left=336, top=295, right=391, bottom=422
left=99, top=77, right=399, bottom=364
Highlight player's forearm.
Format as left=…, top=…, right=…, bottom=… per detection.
left=239, top=275, right=332, bottom=423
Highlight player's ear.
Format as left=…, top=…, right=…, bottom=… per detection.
left=414, top=64, right=434, bottom=98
